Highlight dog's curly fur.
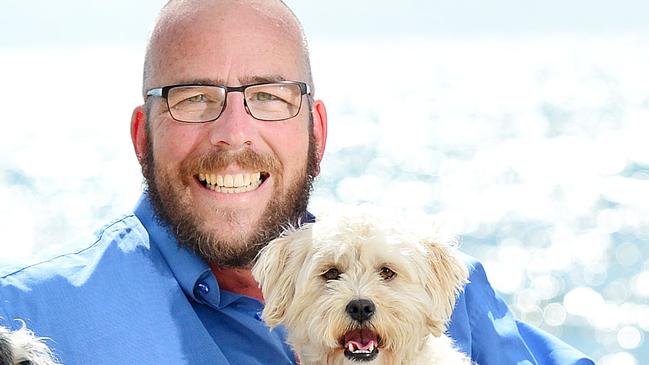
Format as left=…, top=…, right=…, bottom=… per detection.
left=253, top=209, right=473, bottom=364
left=0, top=322, right=60, bottom=365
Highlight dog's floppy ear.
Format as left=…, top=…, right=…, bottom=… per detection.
left=421, top=238, right=469, bottom=337
left=252, top=225, right=312, bottom=328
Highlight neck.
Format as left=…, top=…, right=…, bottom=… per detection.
left=210, top=263, right=264, bottom=302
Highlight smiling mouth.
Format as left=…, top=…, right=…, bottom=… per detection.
left=197, top=172, right=269, bottom=193
left=340, top=328, right=381, bottom=362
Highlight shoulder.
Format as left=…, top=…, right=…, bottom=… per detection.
left=449, top=252, right=508, bottom=328
left=0, top=214, right=150, bottom=288
left=449, top=253, right=596, bottom=365
left=0, top=214, right=204, bottom=364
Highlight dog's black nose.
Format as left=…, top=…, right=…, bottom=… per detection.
left=346, top=299, right=375, bottom=322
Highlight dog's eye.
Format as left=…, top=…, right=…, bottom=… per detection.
left=322, top=268, right=341, bottom=281
left=379, top=267, right=396, bottom=281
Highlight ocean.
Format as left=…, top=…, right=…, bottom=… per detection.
left=1, top=36, right=648, bottom=364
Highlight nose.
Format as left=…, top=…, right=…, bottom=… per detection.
left=208, top=92, right=255, bottom=148
left=346, top=299, right=375, bottom=322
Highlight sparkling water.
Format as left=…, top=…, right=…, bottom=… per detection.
left=1, top=36, right=648, bottom=363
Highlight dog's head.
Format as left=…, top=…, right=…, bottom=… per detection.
left=252, top=209, right=468, bottom=363
left=0, top=323, right=60, bottom=365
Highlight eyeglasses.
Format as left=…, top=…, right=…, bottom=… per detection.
left=146, top=81, right=311, bottom=123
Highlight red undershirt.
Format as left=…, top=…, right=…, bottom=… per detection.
left=209, top=263, right=265, bottom=302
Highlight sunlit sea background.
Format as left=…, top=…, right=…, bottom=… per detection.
left=1, top=3, right=649, bottom=364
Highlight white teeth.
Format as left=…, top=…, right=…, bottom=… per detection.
left=200, top=172, right=264, bottom=193
left=345, top=341, right=377, bottom=354
left=234, top=174, right=244, bottom=186
left=224, top=174, right=234, bottom=187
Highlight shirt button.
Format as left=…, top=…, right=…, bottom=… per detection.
left=197, top=283, right=210, bottom=295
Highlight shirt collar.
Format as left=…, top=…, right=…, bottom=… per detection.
left=133, top=193, right=218, bottom=306
left=133, top=193, right=316, bottom=308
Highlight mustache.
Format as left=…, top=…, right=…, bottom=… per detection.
left=180, top=148, right=281, bottom=177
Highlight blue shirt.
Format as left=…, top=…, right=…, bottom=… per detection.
left=0, top=194, right=595, bottom=364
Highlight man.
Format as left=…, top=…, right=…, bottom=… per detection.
left=0, top=1, right=594, bottom=364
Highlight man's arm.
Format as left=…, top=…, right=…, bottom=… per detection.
left=447, top=254, right=595, bottom=365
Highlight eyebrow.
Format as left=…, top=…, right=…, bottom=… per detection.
left=181, top=75, right=288, bottom=86
left=240, top=74, right=288, bottom=84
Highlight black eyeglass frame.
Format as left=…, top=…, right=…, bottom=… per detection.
left=145, top=80, right=311, bottom=123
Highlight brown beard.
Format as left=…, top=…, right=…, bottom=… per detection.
left=141, top=119, right=318, bottom=268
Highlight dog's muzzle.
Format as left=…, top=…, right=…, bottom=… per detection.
left=341, top=299, right=380, bottom=362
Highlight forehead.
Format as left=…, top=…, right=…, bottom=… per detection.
left=149, top=1, right=306, bottom=87
left=310, top=219, right=425, bottom=269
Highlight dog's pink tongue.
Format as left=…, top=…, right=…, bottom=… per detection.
left=344, top=329, right=378, bottom=350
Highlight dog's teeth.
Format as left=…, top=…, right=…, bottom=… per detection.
left=348, top=343, right=355, bottom=352
left=369, top=342, right=375, bottom=352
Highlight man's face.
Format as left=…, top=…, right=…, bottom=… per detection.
left=136, top=4, right=325, bottom=268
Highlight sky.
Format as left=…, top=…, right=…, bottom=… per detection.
left=1, top=0, right=648, bottom=48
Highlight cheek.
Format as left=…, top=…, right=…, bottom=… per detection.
left=152, top=122, right=202, bottom=165
left=265, top=123, right=310, bottom=170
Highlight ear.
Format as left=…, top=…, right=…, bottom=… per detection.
left=131, top=105, right=148, bottom=165
left=421, top=238, right=468, bottom=336
left=311, top=99, right=327, bottom=176
left=252, top=226, right=312, bottom=328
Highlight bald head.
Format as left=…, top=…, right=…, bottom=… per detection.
left=142, top=0, right=313, bottom=98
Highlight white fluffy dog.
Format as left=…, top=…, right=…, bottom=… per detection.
left=253, top=209, right=473, bottom=365
left=0, top=323, right=60, bottom=365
